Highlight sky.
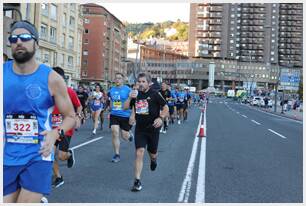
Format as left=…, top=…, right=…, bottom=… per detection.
left=98, top=3, right=190, bottom=23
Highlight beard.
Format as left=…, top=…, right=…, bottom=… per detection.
left=12, top=46, right=35, bottom=64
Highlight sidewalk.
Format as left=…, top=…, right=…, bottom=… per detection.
left=259, top=105, right=303, bottom=122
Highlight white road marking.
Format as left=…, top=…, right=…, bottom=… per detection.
left=178, top=113, right=202, bottom=203
left=219, top=101, right=223, bottom=104
left=241, top=104, right=302, bottom=124
left=236, top=112, right=240, bottom=114
left=70, top=136, right=104, bottom=150
left=242, top=115, right=247, bottom=118
left=195, top=106, right=207, bottom=203
left=251, top=120, right=261, bottom=125
left=268, top=129, right=287, bottom=139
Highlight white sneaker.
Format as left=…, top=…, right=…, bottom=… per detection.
left=178, top=120, right=181, bottom=125
left=92, top=129, right=96, bottom=135
left=41, top=196, right=48, bottom=203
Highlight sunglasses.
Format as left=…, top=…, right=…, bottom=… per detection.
left=8, top=33, right=36, bottom=44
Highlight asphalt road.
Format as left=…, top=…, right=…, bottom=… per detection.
left=206, top=97, right=302, bottom=203
left=47, top=97, right=302, bottom=203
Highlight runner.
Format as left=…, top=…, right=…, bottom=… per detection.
left=107, top=72, right=133, bottom=163
left=77, top=85, right=89, bottom=124
left=90, top=84, right=104, bottom=135
left=51, top=67, right=82, bottom=188
left=176, top=87, right=187, bottom=124
left=124, top=73, right=169, bottom=192
left=183, top=88, right=192, bottom=121
left=159, top=82, right=171, bottom=133
left=3, top=20, right=76, bottom=203
left=168, top=85, right=177, bottom=124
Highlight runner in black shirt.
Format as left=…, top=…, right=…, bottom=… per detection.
left=159, top=82, right=171, bottom=133
left=124, top=73, right=169, bottom=192
left=77, top=85, right=89, bottom=124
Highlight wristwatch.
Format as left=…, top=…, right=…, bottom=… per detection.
left=58, top=128, right=65, bottom=139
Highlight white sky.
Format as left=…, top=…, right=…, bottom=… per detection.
left=98, top=3, right=190, bottom=23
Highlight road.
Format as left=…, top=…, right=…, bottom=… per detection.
left=47, top=97, right=302, bottom=203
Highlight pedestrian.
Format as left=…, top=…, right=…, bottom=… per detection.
left=51, top=67, right=82, bottom=188
left=3, top=20, right=76, bottom=203
left=107, top=72, right=134, bottom=163
left=124, top=72, right=169, bottom=192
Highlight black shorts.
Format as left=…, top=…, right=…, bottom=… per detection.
left=134, top=130, right=159, bottom=154
left=176, top=103, right=185, bottom=110
left=110, top=115, right=132, bottom=131
left=54, top=135, right=71, bottom=152
left=183, top=103, right=188, bottom=110
left=168, top=105, right=174, bottom=115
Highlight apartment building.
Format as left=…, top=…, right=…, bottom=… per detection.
left=3, top=3, right=84, bottom=87
left=189, top=3, right=303, bottom=68
left=81, top=3, right=128, bottom=85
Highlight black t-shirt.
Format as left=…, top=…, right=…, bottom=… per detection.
left=77, top=91, right=89, bottom=107
left=159, top=89, right=171, bottom=103
left=130, top=88, right=167, bottom=131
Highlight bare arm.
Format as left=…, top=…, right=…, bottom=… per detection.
left=160, top=104, right=169, bottom=118
left=49, top=71, right=76, bottom=133
left=123, top=96, right=132, bottom=110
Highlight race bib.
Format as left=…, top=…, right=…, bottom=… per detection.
left=135, top=99, right=149, bottom=115
left=5, top=114, right=39, bottom=144
left=113, top=101, right=122, bottom=111
left=52, top=114, right=63, bottom=128
left=94, top=100, right=101, bottom=106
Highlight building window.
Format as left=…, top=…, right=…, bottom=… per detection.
left=68, top=56, right=73, bottom=66
left=61, top=54, right=65, bottom=66
left=61, top=34, right=65, bottom=48
left=40, top=24, right=48, bottom=40
left=68, top=36, right=74, bottom=50
left=70, top=3, right=75, bottom=10
left=50, top=27, right=57, bottom=43
left=83, top=60, right=88, bottom=65
left=85, top=29, right=89, bottom=34
left=50, top=4, right=57, bottom=20
left=62, top=13, right=67, bottom=26
left=84, top=18, right=90, bottom=24
left=43, top=53, right=49, bottom=63
left=41, top=3, right=48, bottom=16
left=82, top=71, right=87, bottom=76
left=84, top=39, right=89, bottom=44
left=69, top=16, right=75, bottom=27
left=83, top=50, right=88, bottom=55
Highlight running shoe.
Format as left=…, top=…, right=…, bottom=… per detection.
left=131, top=179, right=142, bottom=192
left=40, top=196, right=48, bottom=203
left=111, top=154, right=120, bottom=163
left=150, top=159, right=157, bottom=171
left=128, top=131, right=134, bottom=142
left=67, top=149, right=75, bottom=168
left=53, top=176, right=64, bottom=188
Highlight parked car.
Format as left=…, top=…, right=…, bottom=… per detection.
left=251, top=96, right=262, bottom=106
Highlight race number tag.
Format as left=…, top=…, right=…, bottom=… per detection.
left=113, top=101, right=122, bottom=110
left=135, top=100, right=149, bottom=115
left=5, top=114, right=39, bottom=144
left=52, top=114, right=63, bottom=128
left=94, top=100, right=101, bottom=106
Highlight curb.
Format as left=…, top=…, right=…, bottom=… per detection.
left=258, top=108, right=303, bottom=122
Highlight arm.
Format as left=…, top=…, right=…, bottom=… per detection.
left=39, top=71, right=76, bottom=157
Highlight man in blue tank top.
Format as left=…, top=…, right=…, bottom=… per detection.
left=3, top=20, right=76, bottom=203
left=107, top=72, right=133, bottom=163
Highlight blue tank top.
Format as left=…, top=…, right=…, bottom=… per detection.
left=3, top=61, right=55, bottom=166
left=177, top=92, right=187, bottom=104
left=108, top=85, right=131, bottom=118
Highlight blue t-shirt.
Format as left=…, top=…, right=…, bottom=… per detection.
left=3, top=61, right=55, bottom=166
left=108, top=85, right=131, bottom=118
left=176, top=92, right=187, bottom=104
left=168, top=90, right=177, bottom=106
